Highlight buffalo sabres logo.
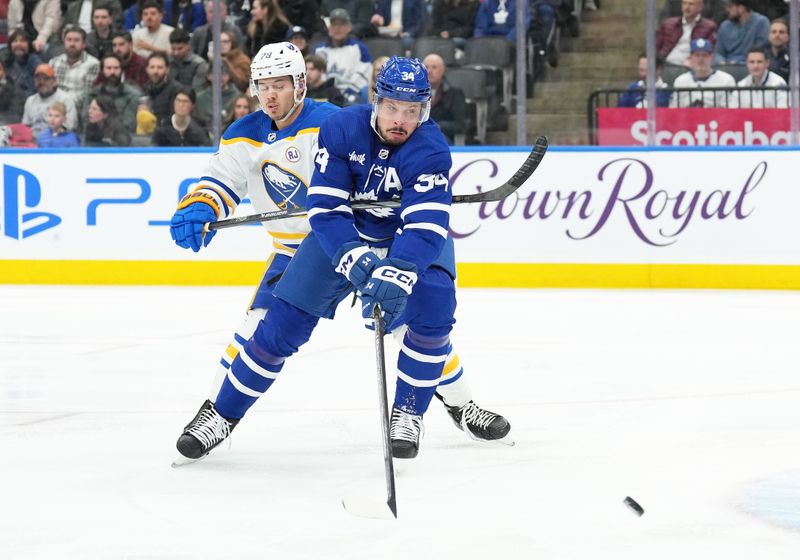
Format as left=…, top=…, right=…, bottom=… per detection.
left=261, top=161, right=307, bottom=209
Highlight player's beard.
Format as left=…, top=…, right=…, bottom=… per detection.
left=379, top=125, right=409, bottom=146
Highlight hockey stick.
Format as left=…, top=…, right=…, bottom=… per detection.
left=342, top=305, right=398, bottom=520
left=204, top=135, right=548, bottom=232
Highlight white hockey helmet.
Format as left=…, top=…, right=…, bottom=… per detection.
left=249, top=41, right=307, bottom=122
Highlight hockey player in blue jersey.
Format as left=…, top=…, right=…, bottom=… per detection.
left=171, top=49, right=511, bottom=462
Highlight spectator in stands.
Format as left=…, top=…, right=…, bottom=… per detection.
left=660, top=0, right=726, bottom=23
left=0, top=59, right=27, bottom=123
left=281, top=0, right=325, bottom=38
left=473, top=0, right=530, bottom=43
left=315, top=8, right=371, bottom=104
left=0, top=0, right=9, bottom=45
left=164, top=0, right=207, bottom=32
left=618, top=54, right=672, bottom=108
left=153, top=87, right=211, bottom=146
left=423, top=53, right=465, bottom=145
left=359, top=54, right=387, bottom=103
left=715, top=0, right=769, bottom=65
left=672, top=38, right=737, bottom=107
left=7, top=0, right=60, bottom=52
left=222, top=93, right=257, bottom=132
left=63, top=0, right=123, bottom=32
left=246, top=0, right=291, bottom=56
left=37, top=101, right=81, bottom=147
left=22, top=63, right=78, bottom=137
left=286, top=25, right=311, bottom=56
left=214, top=30, right=251, bottom=92
left=428, top=0, right=479, bottom=49
left=144, top=51, right=183, bottom=121
left=304, top=53, right=345, bottom=106
left=83, top=93, right=131, bottom=145
left=83, top=54, right=141, bottom=131
left=50, top=25, right=101, bottom=108
left=132, top=0, right=175, bottom=58
left=195, top=60, right=240, bottom=125
left=371, top=0, right=426, bottom=43
left=2, top=29, right=42, bottom=95
left=191, top=0, right=244, bottom=60
left=737, top=45, right=787, bottom=107
left=656, top=0, right=717, bottom=67
left=111, top=31, right=149, bottom=88
left=86, top=6, right=118, bottom=61
left=169, top=28, right=209, bottom=90
left=136, top=95, right=157, bottom=134
left=321, top=0, right=376, bottom=38
left=766, top=17, right=789, bottom=80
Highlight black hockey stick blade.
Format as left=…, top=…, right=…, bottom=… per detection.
left=206, top=135, right=548, bottom=232
left=342, top=306, right=398, bottom=520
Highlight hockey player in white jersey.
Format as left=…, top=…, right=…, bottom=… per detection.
left=170, top=43, right=511, bottom=463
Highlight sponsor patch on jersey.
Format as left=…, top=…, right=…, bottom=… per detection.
left=349, top=151, right=366, bottom=165
left=285, top=146, right=301, bottom=163
left=261, top=161, right=307, bottom=209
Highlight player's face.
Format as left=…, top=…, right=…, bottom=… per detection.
left=375, top=98, right=422, bottom=145
left=254, top=76, right=298, bottom=121
left=746, top=52, right=767, bottom=79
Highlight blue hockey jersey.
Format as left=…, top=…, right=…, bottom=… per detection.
left=306, top=104, right=453, bottom=274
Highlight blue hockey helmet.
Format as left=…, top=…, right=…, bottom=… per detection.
left=371, top=57, right=432, bottom=139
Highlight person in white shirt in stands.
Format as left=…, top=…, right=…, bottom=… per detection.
left=132, top=0, right=175, bottom=58
left=737, top=45, right=787, bottom=108
left=671, top=38, right=737, bottom=108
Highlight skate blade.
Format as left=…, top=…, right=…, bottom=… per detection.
left=464, top=431, right=515, bottom=447
left=171, top=454, right=208, bottom=468
left=342, top=495, right=397, bottom=520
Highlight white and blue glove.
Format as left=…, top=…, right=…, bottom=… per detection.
left=333, top=241, right=380, bottom=289
left=170, top=193, right=219, bottom=252
left=359, top=258, right=418, bottom=329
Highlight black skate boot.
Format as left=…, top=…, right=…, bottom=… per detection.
left=435, top=393, right=513, bottom=445
left=390, top=407, right=424, bottom=459
left=175, top=400, right=240, bottom=462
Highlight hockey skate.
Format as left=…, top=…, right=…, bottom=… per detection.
left=436, top=393, right=514, bottom=446
left=390, top=407, right=424, bottom=459
left=173, top=400, right=239, bottom=467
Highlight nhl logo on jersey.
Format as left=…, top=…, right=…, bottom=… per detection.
left=261, top=161, right=307, bottom=210
left=268, top=132, right=277, bottom=142
left=285, top=146, right=301, bottom=163
left=378, top=148, right=389, bottom=160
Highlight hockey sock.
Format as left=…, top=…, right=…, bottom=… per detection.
left=394, top=329, right=450, bottom=415
left=435, top=343, right=472, bottom=408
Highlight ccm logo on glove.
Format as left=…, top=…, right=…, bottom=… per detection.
left=372, top=266, right=416, bottom=293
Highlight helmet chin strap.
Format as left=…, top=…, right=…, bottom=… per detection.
left=262, top=86, right=306, bottom=124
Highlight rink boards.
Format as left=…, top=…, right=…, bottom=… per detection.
left=0, top=146, right=798, bottom=289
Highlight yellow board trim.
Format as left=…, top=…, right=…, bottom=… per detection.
left=0, top=261, right=798, bottom=290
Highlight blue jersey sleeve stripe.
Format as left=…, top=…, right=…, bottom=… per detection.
left=403, top=222, right=449, bottom=238
left=308, top=186, right=350, bottom=199
left=307, top=204, right=354, bottom=219
left=400, top=202, right=450, bottom=220
left=199, top=175, right=242, bottom=205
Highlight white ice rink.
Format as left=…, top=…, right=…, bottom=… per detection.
left=2, top=285, right=800, bottom=559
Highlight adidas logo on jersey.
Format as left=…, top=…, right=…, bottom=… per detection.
left=349, top=151, right=366, bottom=165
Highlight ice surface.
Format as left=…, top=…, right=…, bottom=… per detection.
left=1, top=286, right=799, bottom=559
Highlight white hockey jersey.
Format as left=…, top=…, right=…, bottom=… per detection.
left=191, top=99, right=340, bottom=256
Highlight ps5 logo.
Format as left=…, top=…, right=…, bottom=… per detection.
left=2, top=164, right=61, bottom=239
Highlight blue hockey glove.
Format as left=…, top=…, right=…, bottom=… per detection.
left=332, top=241, right=380, bottom=289
left=170, top=194, right=219, bottom=252
left=360, top=258, right=418, bottom=329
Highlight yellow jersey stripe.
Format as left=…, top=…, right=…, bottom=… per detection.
left=225, top=344, right=239, bottom=361
left=267, top=231, right=308, bottom=240
left=442, top=355, right=461, bottom=377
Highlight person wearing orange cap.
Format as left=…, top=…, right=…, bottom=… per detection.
left=21, top=63, right=78, bottom=138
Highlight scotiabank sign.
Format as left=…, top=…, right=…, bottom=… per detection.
left=597, top=108, right=791, bottom=146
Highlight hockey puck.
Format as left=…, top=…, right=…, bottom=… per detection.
left=623, top=496, right=644, bottom=516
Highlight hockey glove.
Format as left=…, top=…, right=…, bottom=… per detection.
left=360, top=258, right=418, bottom=329
left=170, top=194, right=219, bottom=252
left=332, top=241, right=380, bottom=290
